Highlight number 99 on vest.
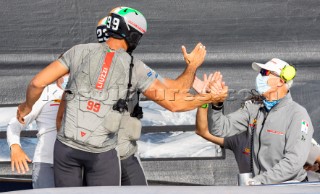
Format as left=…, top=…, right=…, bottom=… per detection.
left=86, top=100, right=101, bottom=112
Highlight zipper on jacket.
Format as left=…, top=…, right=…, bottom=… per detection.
left=255, top=99, right=283, bottom=174
left=256, top=111, right=268, bottom=174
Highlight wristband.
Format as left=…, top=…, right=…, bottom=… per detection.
left=211, top=102, right=224, bottom=110
left=201, top=104, right=209, bottom=108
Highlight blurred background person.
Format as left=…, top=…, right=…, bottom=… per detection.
left=7, top=74, right=68, bottom=188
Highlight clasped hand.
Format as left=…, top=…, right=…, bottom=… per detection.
left=193, top=71, right=228, bottom=104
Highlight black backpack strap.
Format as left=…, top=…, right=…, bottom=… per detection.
left=125, top=55, right=134, bottom=102
left=131, top=91, right=143, bottom=119
left=113, top=54, right=143, bottom=119
left=113, top=54, right=134, bottom=113
left=127, top=55, right=143, bottom=119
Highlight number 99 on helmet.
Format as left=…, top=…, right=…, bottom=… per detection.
left=105, top=7, right=147, bottom=53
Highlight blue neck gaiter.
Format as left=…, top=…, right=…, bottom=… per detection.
left=263, top=99, right=280, bottom=111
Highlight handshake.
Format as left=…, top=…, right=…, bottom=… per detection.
left=193, top=71, right=229, bottom=104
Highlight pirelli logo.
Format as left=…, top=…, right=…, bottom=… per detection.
left=96, top=52, right=114, bottom=90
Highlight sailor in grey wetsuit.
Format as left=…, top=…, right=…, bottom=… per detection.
left=96, top=17, right=147, bottom=185
left=205, top=59, right=314, bottom=185
left=17, top=6, right=221, bottom=187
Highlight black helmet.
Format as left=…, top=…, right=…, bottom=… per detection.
left=105, top=7, right=147, bottom=53
left=96, top=16, right=109, bottom=43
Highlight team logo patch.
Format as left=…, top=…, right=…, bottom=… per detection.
left=53, top=99, right=61, bottom=103
left=301, top=120, right=309, bottom=134
left=267, top=129, right=284, bottom=135
left=242, top=148, right=250, bottom=156
left=144, top=64, right=158, bottom=78
left=80, top=131, right=86, bottom=137
left=50, top=99, right=61, bottom=106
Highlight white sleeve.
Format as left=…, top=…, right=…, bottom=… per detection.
left=7, top=117, right=26, bottom=147
left=6, top=102, right=45, bottom=148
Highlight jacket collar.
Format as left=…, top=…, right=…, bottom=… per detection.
left=270, top=91, right=293, bottom=111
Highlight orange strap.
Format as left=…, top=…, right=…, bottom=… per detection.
left=95, top=52, right=114, bottom=90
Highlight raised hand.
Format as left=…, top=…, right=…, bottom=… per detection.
left=193, top=73, right=213, bottom=94
left=181, top=43, right=206, bottom=69
left=209, top=71, right=224, bottom=92
left=208, top=72, right=228, bottom=103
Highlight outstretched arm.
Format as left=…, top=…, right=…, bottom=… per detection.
left=203, top=72, right=251, bottom=137
left=194, top=72, right=225, bottom=146
left=143, top=78, right=228, bottom=112
left=195, top=107, right=224, bottom=146
left=136, top=44, right=226, bottom=112
left=17, top=60, right=69, bottom=124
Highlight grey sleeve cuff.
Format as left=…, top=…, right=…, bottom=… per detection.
left=57, top=58, right=70, bottom=70
left=138, top=77, right=156, bottom=93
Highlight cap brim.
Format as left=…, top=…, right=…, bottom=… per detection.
left=252, top=62, right=278, bottom=73
left=252, top=62, right=264, bottom=72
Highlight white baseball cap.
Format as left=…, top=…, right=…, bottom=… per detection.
left=252, top=58, right=293, bottom=88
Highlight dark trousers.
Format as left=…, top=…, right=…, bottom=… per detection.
left=32, top=162, right=55, bottom=189
left=121, top=154, right=147, bottom=185
left=54, top=140, right=120, bottom=187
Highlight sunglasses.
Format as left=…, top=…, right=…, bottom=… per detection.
left=260, top=69, right=271, bottom=76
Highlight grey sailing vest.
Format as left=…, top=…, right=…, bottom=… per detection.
left=58, top=44, right=133, bottom=153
